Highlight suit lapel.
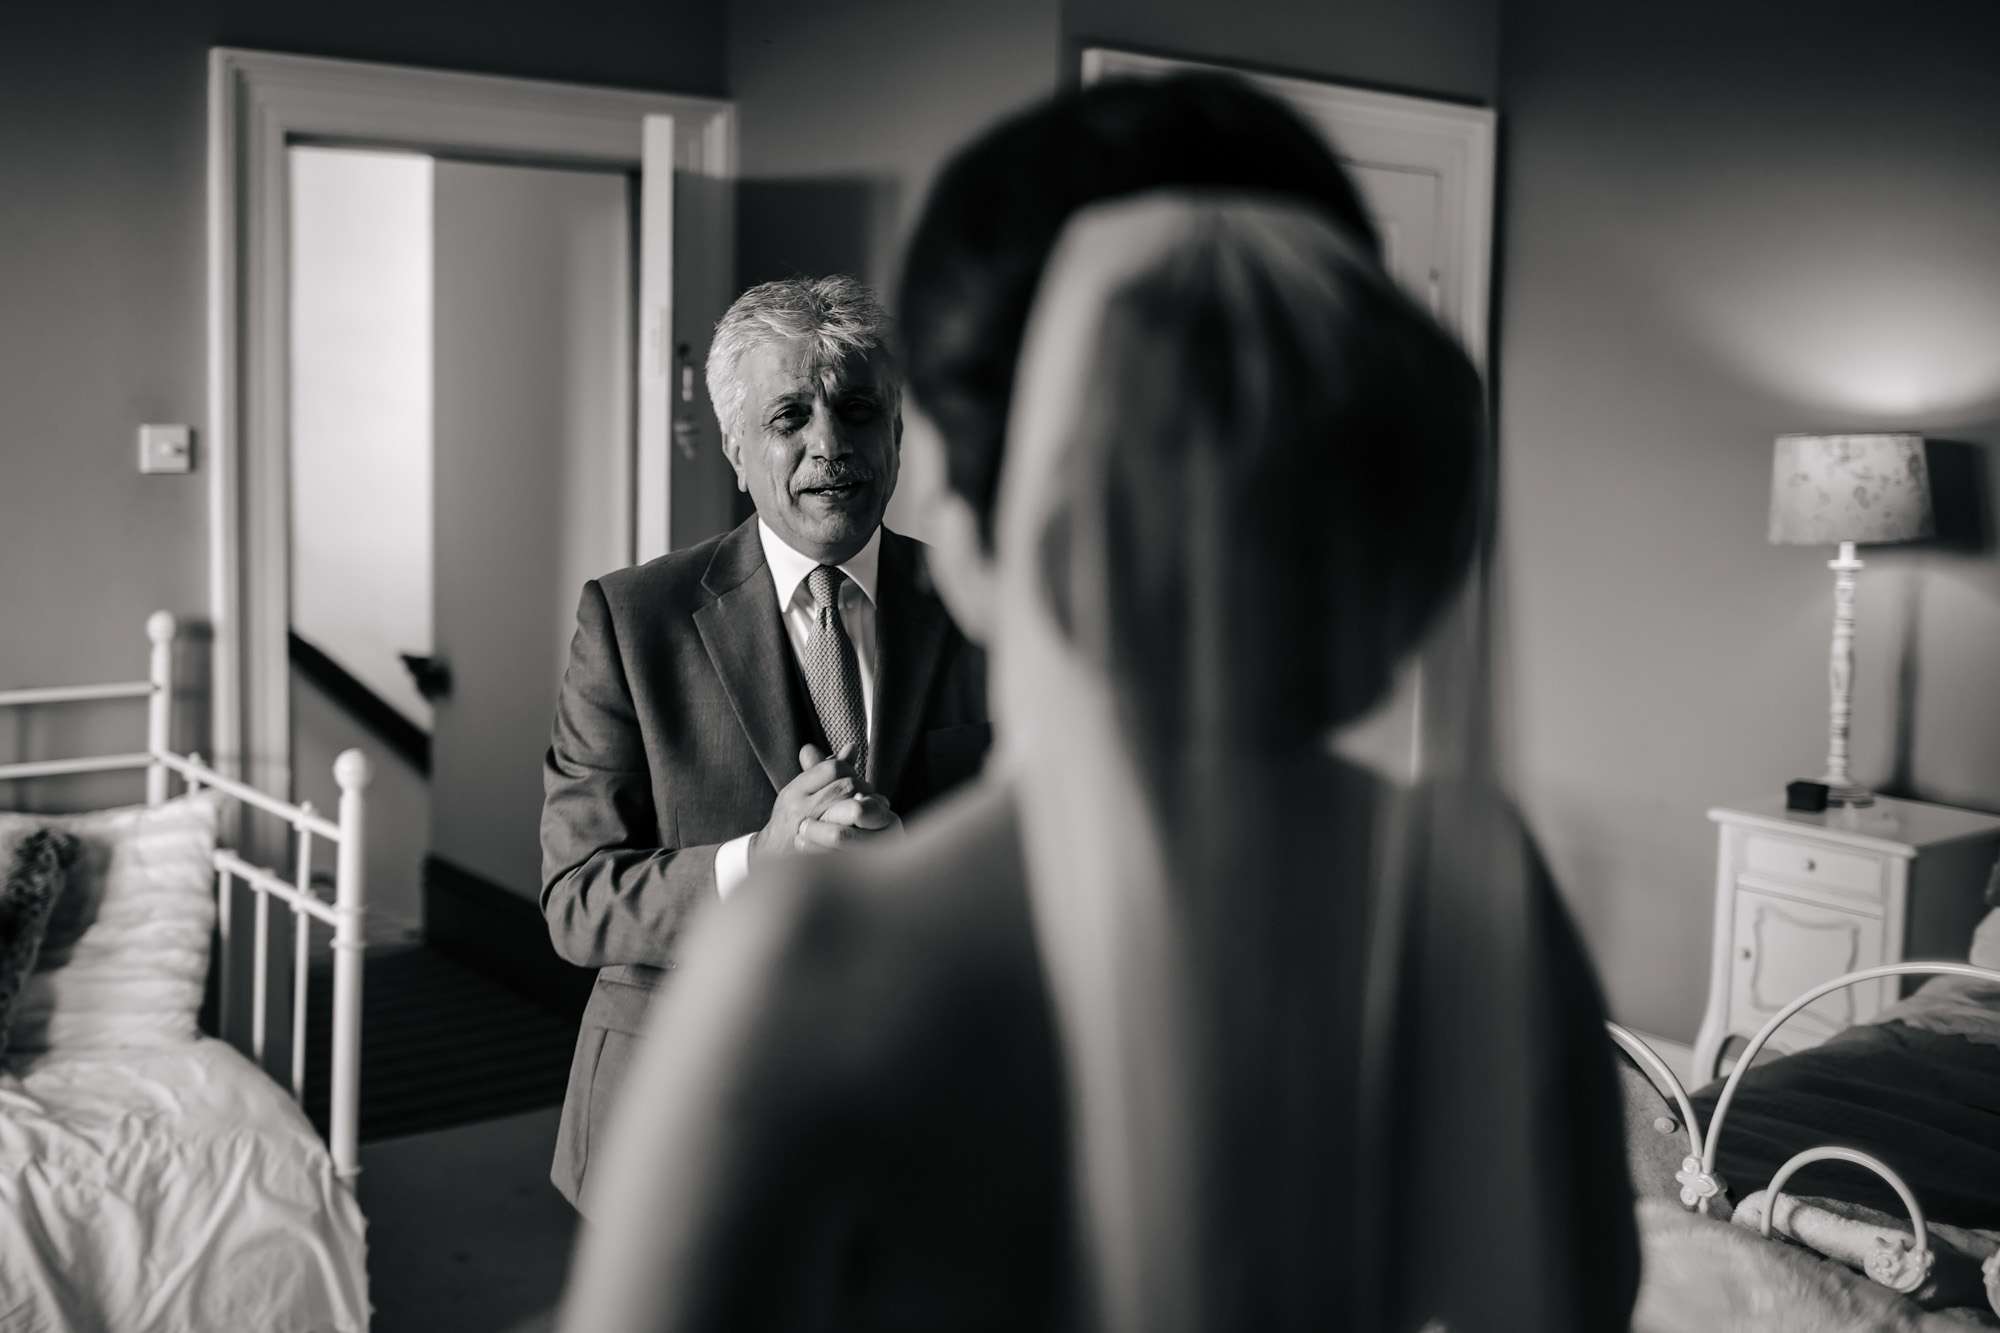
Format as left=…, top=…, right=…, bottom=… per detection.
left=871, top=529, right=951, bottom=803
left=694, top=519, right=807, bottom=792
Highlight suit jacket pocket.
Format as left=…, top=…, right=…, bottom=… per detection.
left=578, top=1027, right=641, bottom=1214
left=584, top=967, right=667, bottom=1034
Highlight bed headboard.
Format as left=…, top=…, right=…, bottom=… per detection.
left=0, top=612, right=371, bottom=1185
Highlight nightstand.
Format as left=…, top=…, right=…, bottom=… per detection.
left=1690, top=796, right=2000, bottom=1083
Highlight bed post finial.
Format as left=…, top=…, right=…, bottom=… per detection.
left=329, top=747, right=370, bottom=1186
left=147, top=612, right=177, bottom=805
left=333, top=748, right=370, bottom=794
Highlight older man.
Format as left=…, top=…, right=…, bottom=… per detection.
left=538, top=275, right=990, bottom=1210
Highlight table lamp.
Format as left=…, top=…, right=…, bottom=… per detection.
left=1768, top=433, right=1934, bottom=807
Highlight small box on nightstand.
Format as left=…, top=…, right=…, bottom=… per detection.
left=1785, top=780, right=1829, bottom=813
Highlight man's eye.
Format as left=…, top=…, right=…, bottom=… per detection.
left=838, top=399, right=879, bottom=423
left=770, top=409, right=807, bottom=433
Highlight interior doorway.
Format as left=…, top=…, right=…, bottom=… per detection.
left=207, top=48, right=737, bottom=866
left=208, top=53, right=734, bottom=1116
left=287, top=145, right=635, bottom=944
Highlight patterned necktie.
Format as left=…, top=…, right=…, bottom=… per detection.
left=802, top=564, right=868, bottom=783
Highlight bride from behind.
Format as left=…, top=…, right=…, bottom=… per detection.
left=561, top=179, right=1635, bottom=1331
left=994, top=193, right=1634, bottom=1332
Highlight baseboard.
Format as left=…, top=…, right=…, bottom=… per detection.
left=423, top=855, right=592, bottom=1022
left=1624, top=1029, right=1697, bottom=1089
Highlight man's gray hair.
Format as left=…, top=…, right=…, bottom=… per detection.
left=705, top=275, right=901, bottom=440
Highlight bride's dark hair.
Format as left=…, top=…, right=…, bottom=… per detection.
left=999, top=198, right=1590, bottom=1333
left=899, top=74, right=1379, bottom=550
left=1039, top=201, right=1486, bottom=744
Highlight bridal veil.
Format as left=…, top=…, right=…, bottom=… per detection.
left=993, top=192, right=1634, bottom=1333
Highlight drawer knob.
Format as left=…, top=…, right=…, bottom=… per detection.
left=1804, top=857, right=1817, bottom=872
left=1739, top=946, right=1752, bottom=960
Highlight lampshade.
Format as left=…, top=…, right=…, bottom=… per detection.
left=1768, top=433, right=1934, bottom=546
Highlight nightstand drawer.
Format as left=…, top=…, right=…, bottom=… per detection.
left=1729, top=888, right=1886, bottom=1048
left=1742, top=833, right=1882, bottom=899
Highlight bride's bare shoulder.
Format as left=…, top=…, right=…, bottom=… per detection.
left=690, top=777, right=1040, bottom=1076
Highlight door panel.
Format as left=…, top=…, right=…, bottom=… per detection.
left=1730, top=888, right=1885, bottom=1052
left=1349, top=162, right=1444, bottom=315
left=431, top=159, right=633, bottom=899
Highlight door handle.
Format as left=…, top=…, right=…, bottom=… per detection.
left=400, top=653, right=453, bottom=702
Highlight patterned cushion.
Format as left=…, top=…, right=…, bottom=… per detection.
left=0, top=792, right=222, bottom=1050
left=0, top=827, right=77, bottom=1058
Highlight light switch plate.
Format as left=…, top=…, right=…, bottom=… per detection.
left=139, top=424, right=193, bottom=474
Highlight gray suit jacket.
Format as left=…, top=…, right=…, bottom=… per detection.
left=540, top=515, right=989, bottom=1207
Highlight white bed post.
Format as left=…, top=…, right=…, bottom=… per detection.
left=329, top=748, right=370, bottom=1184
left=146, top=612, right=176, bottom=805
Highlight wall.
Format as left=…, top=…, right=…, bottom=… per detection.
left=290, top=146, right=434, bottom=728
left=0, top=0, right=726, bottom=782
left=1496, top=0, right=2000, bottom=1039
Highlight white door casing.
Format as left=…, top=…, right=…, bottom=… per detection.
left=207, top=49, right=733, bottom=813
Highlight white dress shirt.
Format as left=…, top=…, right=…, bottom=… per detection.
left=713, top=521, right=881, bottom=899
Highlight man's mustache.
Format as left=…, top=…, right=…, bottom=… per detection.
left=793, top=463, right=875, bottom=492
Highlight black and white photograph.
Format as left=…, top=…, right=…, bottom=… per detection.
left=5, top=1, right=2000, bottom=1329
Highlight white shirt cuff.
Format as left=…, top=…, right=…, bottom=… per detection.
left=714, top=833, right=753, bottom=900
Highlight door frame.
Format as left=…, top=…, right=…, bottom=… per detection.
left=1080, top=49, right=1497, bottom=781
left=207, top=48, right=733, bottom=802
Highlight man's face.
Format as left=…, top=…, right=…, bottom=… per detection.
left=725, top=338, right=901, bottom=564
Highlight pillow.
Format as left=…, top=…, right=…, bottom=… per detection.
left=0, top=827, right=77, bottom=1058
left=0, top=792, right=222, bottom=1050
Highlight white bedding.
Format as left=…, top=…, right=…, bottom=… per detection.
left=0, top=1038, right=368, bottom=1332
left=1636, top=1199, right=1998, bottom=1331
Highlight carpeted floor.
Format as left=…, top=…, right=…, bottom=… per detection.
left=305, top=944, right=578, bottom=1142
left=360, top=1105, right=578, bottom=1331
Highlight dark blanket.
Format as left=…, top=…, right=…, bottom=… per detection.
left=1687, top=1022, right=2000, bottom=1230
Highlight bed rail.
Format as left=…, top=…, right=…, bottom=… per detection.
left=1753, top=1146, right=1936, bottom=1293
left=0, top=612, right=369, bottom=1186
left=1607, top=1021, right=1710, bottom=1207
left=1616, top=962, right=2000, bottom=1294
left=1701, top=962, right=2000, bottom=1187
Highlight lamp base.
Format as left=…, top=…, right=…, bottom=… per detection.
left=1822, top=780, right=1876, bottom=809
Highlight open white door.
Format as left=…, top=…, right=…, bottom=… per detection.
left=427, top=119, right=738, bottom=903
left=428, top=159, right=634, bottom=900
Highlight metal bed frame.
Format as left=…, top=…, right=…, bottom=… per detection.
left=1615, top=960, right=2000, bottom=1294
left=0, top=611, right=369, bottom=1184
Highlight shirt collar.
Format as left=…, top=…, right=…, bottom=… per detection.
left=757, top=519, right=881, bottom=611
